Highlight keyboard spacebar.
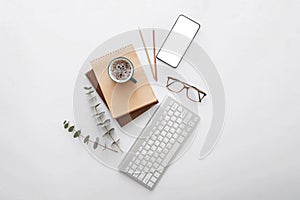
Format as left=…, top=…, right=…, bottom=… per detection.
left=162, top=142, right=181, bottom=167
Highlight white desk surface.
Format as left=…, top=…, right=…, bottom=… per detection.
left=0, top=0, right=299, bottom=199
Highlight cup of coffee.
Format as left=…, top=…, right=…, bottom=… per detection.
left=108, top=57, right=137, bottom=84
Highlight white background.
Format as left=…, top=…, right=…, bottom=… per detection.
left=1, top=0, right=300, bottom=199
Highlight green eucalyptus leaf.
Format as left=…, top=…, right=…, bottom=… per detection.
left=85, top=90, right=94, bottom=95
left=64, top=122, right=69, bottom=129
left=94, top=103, right=101, bottom=108
left=84, top=135, right=90, bottom=144
left=68, top=126, right=74, bottom=132
left=111, top=138, right=120, bottom=147
left=73, top=130, right=81, bottom=138
left=103, top=128, right=114, bottom=137
left=84, top=86, right=92, bottom=90
left=97, top=119, right=110, bottom=127
left=94, top=111, right=105, bottom=117
left=93, top=137, right=99, bottom=149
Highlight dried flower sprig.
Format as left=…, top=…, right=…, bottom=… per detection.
left=63, top=120, right=117, bottom=153
left=84, top=86, right=123, bottom=153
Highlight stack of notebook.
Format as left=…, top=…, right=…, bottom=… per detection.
left=86, top=44, right=158, bottom=127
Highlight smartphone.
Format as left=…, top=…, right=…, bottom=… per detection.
left=156, top=15, right=200, bottom=68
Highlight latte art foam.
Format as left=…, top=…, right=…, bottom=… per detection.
left=110, top=60, right=132, bottom=81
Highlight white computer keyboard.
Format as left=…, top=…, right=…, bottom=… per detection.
left=118, top=96, right=200, bottom=190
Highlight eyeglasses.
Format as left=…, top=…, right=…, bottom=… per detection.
left=166, top=76, right=207, bottom=102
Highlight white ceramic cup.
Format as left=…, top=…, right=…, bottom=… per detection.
left=108, top=57, right=137, bottom=84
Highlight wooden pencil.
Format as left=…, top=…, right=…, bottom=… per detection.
left=138, top=28, right=155, bottom=80
left=153, top=29, right=157, bottom=81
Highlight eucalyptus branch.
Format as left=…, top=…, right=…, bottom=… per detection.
left=63, top=120, right=117, bottom=153
left=85, top=86, right=123, bottom=153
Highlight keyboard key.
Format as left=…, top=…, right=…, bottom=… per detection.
left=138, top=172, right=146, bottom=181
left=173, top=133, right=178, bottom=139
left=170, top=128, right=175, bottom=134
left=158, top=125, right=163, bottom=130
left=138, top=165, right=143, bottom=171
left=170, top=138, right=175, bottom=144
left=181, top=109, right=187, bottom=118
left=150, top=157, right=155, bottom=163
left=171, top=116, right=176, bottom=121
left=154, top=171, right=160, bottom=178
left=147, top=181, right=154, bottom=188
left=147, top=162, right=153, bottom=168
left=163, top=148, right=169, bottom=154
left=176, top=118, right=182, bottom=124
left=163, top=138, right=169, bottom=143
left=188, top=121, right=195, bottom=127
left=160, top=142, right=166, bottom=148
left=158, top=135, right=163, bottom=141
left=174, top=123, right=179, bottom=128
left=151, top=145, right=157, bottom=151
left=128, top=168, right=134, bottom=175
left=143, top=173, right=152, bottom=184
left=151, top=176, right=157, bottom=183
left=183, top=113, right=192, bottom=124
left=166, top=143, right=172, bottom=149
left=151, top=134, right=157, bottom=140
left=135, top=159, right=141, bottom=165
left=176, top=128, right=182, bottom=134
left=150, top=167, right=156, bottom=173
left=157, top=166, right=164, bottom=173
left=148, top=150, right=154, bottom=156
left=168, top=110, right=174, bottom=116
left=186, top=126, right=192, bottom=132
left=133, top=172, right=139, bottom=178
left=157, top=147, right=162, bottom=153
left=144, top=167, right=149, bottom=172
left=179, top=123, right=185, bottom=129
left=148, top=139, right=154, bottom=145
left=142, top=149, right=147, bottom=155
left=178, top=136, right=184, bottom=143
left=145, top=155, right=150, bottom=160
left=161, top=142, right=180, bottom=167
left=141, top=160, right=147, bottom=166
left=171, top=103, right=178, bottom=110
left=157, top=157, right=162, bottom=164
left=132, top=164, right=137, bottom=170
left=166, top=132, right=172, bottom=138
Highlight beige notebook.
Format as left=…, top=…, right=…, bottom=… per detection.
left=91, top=44, right=157, bottom=119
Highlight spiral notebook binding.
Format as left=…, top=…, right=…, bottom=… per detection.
left=90, top=44, right=133, bottom=64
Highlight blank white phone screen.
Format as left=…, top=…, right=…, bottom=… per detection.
left=157, top=15, right=200, bottom=68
